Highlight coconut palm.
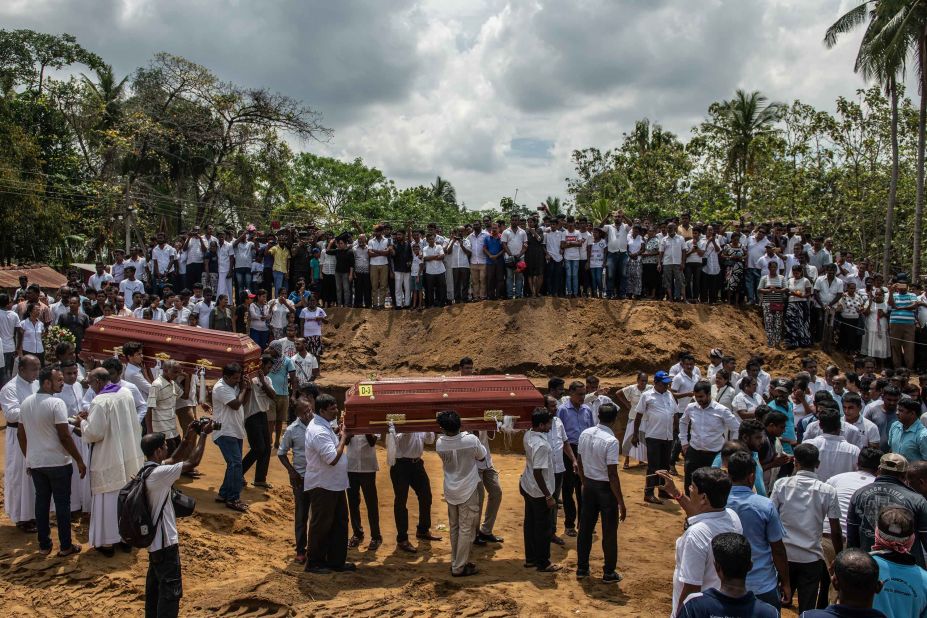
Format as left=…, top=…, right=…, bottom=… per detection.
left=541, top=195, right=563, bottom=216
left=825, top=0, right=907, bottom=278
left=431, top=175, right=456, bottom=206
left=708, top=90, right=785, bottom=213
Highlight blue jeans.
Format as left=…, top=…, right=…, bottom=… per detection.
left=745, top=268, right=761, bottom=304
left=590, top=267, right=603, bottom=296
left=565, top=260, right=580, bottom=296
left=606, top=251, right=628, bottom=297
left=234, top=267, right=252, bottom=300
left=272, top=270, right=286, bottom=296
left=215, top=436, right=244, bottom=503
left=505, top=267, right=525, bottom=298
left=32, top=464, right=73, bottom=550
left=250, top=328, right=270, bottom=350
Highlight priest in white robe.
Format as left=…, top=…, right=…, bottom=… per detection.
left=80, top=364, right=143, bottom=555
left=0, top=354, right=39, bottom=530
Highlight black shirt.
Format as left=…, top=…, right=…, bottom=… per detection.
left=333, top=248, right=355, bottom=274
left=57, top=312, right=90, bottom=351
left=392, top=241, right=413, bottom=273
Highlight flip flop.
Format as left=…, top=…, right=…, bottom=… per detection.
left=538, top=564, right=562, bottom=573
left=644, top=496, right=664, bottom=505
left=226, top=500, right=249, bottom=512
left=57, top=544, right=81, bottom=557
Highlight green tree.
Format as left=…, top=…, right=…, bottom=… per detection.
left=430, top=175, right=456, bottom=206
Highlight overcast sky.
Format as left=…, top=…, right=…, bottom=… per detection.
left=3, top=0, right=877, bottom=210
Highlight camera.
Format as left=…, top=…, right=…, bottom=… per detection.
left=191, top=417, right=220, bottom=433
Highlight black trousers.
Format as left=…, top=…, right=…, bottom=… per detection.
left=702, top=272, right=722, bottom=303
left=347, top=471, right=381, bottom=540
left=452, top=267, right=470, bottom=302
left=306, top=488, right=348, bottom=569
left=241, top=412, right=271, bottom=483
left=521, top=487, right=553, bottom=569
left=424, top=273, right=446, bottom=307
left=545, top=259, right=564, bottom=296
left=185, top=263, right=203, bottom=290
left=561, top=449, right=582, bottom=530
left=683, top=448, right=719, bottom=496
left=353, top=273, right=371, bottom=308
left=549, top=471, right=564, bottom=535
left=389, top=458, right=432, bottom=542
left=487, top=260, right=506, bottom=299
left=645, top=438, right=673, bottom=496
left=684, top=263, right=702, bottom=300
left=790, top=559, right=825, bottom=614
left=293, top=485, right=311, bottom=555
left=146, top=544, right=182, bottom=618
left=576, top=479, right=618, bottom=574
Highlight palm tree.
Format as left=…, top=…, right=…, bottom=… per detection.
left=708, top=90, right=785, bottom=213
left=81, top=64, right=128, bottom=129
left=825, top=0, right=906, bottom=278
left=431, top=175, right=456, bottom=205
left=864, top=0, right=927, bottom=277
left=541, top=195, right=563, bottom=216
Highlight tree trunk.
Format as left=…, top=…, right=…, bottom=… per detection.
left=916, top=36, right=927, bottom=280
left=885, top=77, right=899, bottom=278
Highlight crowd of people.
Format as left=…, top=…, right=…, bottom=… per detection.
left=5, top=342, right=927, bottom=617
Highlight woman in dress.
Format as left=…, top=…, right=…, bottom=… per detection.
left=836, top=282, right=865, bottom=356
left=267, top=287, right=296, bottom=340
left=16, top=302, right=45, bottom=365
left=524, top=217, right=545, bottom=297
left=615, top=371, right=650, bottom=469
left=711, top=369, right=736, bottom=410
left=757, top=261, right=787, bottom=348
left=784, top=264, right=812, bottom=349
left=640, top=227, right=661, bottom=299
left=862, top=287, right=890, bottom=365
left=722, top=232, right=746, bottom=305
left=626, top=225, right=644, bottom=299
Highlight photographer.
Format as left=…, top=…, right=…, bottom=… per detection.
left=141, top=419, right=213, bottom=618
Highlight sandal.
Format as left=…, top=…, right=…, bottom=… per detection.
left=644, top=496, right=664, bottom=505
left=58, top=544, right=81, bottom=557
left=538, top=563, right=562, bottom=573
left=348, top=535, right=363, bottom=549
left=226, top=500, right=249, bottom=512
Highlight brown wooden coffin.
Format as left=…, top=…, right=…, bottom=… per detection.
left=79, top=316, right=263, bottom=378
left=343, top=375, right=544, bottom=433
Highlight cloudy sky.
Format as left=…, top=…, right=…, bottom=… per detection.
left=3, top=0, right=876, bottom=210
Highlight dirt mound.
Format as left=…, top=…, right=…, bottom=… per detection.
left=323, top=297, right=837, bottom=383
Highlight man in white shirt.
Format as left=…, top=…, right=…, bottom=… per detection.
left=302, top=394, right=354, bottom=573
left=347, top=433, right=382, bottom=551
left=278, top=396, right=313, bottom=564
left=657, top=467, right=743, bottom=617
left=804, top=408, right=860, bottom=484
left=150, top=232, right=176, bottom=295
left=680, top=381, right=741, bottom=495
left=292, top=338, right=320, bottom=386
left=421, top=233, right=447, bottom=308
left=88, top=262, right=114, bottom=292
left=502, top=216, right=528, bottom=299
left=746, top=228, right=770, bottom=305
left=544, top=218, right=565, bottom=297
left=1, top=354, right=39, bottom=530
left=825, top=448, right=879, bottom=546
left=634, top=371, right=678, bottom=503
left=659, top=225, right=686, bottom=301
left=671, top=355, right=700, bottom=475
left=576, top=403, right=627, bottom=583
left=145, top=361, right=189, bottom=451
left=210, top=363, right=251, bottom=513
left=232, top=232, right=255, bottom=298
left=812, top=264, right=844, bottom=345
left=0, top=293, right=19, bottom=385
left=367, top=226, right=391, bottom=309
left=601, top=211, right=631, bottom=299
left=769, top=442, right=843, bottom=614
left=391, top=430, right=440, bottom=553
left=140, top=417, right=207, bottom=617
left=435, top=410, right=486, bottom=577
left=467, top=222, right=490, bottom=301
left=18, top=365, right=86, bottom=556
left=521, top=407, right=561, bottom=573
left=125, top=247, right=148, bottom=288
left=445, top=228, right=472, bottom=303
left=118, top=266, right=145, bottom=309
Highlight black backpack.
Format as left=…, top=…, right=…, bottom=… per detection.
left=117, top=462, right=169, bottom=549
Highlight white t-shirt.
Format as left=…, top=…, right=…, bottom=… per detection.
left=0, top=309, right=19, bottom=353
left=367, top=236, right=390, bottom=267
left=547, top=416, right=569, bottom=474
left=685, top=238, right=706, bottom=264
left=636, top=389, right=677, bottom=441
left=146, top=462, right=184, bottom=552
left=545, top=228, right=564, bottom=262
left=21, top=393, right=72, bottom=468
left=88, top=272, right=114, bottom=291
left=577, top=424, right=620, bottom=481
left=248, top=303, right=268, bottom=332
left=268, top=299, right=293, bottom=329
left=166, top=307, right=190, bottom=325
left=119, top=279, right=145, bottom=308
left=746, top=235, right=770, bottom=269
left=672, top=509, right=743, bottom=617
left=292, top=352, right=319, bottom=386
left=300, top=307, right=326, bottom=337
left=233, top=241, right=254, bottom=267
left=589, top=239, right=607, bottom=268
left=501, top=227, right=527, bottom=257
left=520, top=429, right=554, bottom=498
left=185, top=237, right=205, bottom=264
left=151, top=245, right=176, bottom=276
left=603, top=223, right=629, bottom=252
left=211, top=379, right=245, bottom=441
left=732, top=391, right=763, bottom=414
left=126, top=257, right=148, bottom=282
left=435, top=432, right=486, bottom=505
left=561, top=229, right=583, bottom=261
left=824, top=470, right=875, bottom=536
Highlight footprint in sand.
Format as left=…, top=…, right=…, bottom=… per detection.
left=213, top=597, right=294, bottom=617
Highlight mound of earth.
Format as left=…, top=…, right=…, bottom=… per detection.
left=322, top=297, right=838, bottom=384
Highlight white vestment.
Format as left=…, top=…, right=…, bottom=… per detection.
left=1, top=375, right=38, bottom=523
left=80, top=387, right=144, bottom=546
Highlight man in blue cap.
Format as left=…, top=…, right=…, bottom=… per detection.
left=632, top=370, right=678, bottom=504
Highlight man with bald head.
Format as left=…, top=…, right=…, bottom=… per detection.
left=0, top=354, right=39, bottom=531
left=81, top=362, right=144, bottom=556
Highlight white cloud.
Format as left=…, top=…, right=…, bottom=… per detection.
left=0, top=0, right=888, bottom=211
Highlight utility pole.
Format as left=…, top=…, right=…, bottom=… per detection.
left=125, top=205, right=134, bottom=253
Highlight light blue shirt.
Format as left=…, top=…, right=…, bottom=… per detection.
left=726, top=485, right=785, bottom=595
left=713, top=451, right=766, bottom=497
left=888, top=420, right=927, bottom=463
left=268, top=357, right=295, bottom=396
left=556, top=400, right=594, bottom=445
left=872, top=553, right=927, bottom=618
left=768, top=400, right=795, bottom=455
